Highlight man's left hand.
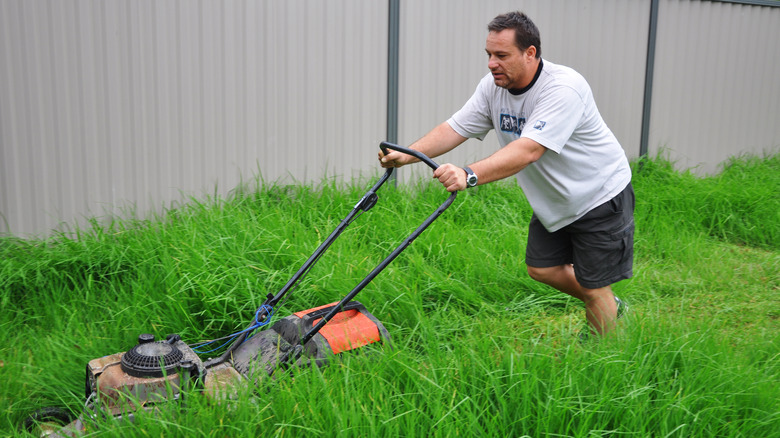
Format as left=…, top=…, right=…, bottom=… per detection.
left=433, top=164, right=468, bottom=192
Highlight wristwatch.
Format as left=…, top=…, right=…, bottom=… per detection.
left=463, top=167, right=478, bottom=188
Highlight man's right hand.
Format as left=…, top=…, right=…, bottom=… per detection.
left=379, top=122, right=468, bottom=170
left=378, top=149, right=413, bottom=168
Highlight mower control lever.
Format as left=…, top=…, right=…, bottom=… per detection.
left=357, top=192, right=379, bottom=212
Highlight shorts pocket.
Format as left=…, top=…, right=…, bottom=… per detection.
left=609, top=193, right=624, bottom=214
left=609, top=220, right=635, bottom=273
left=610, top=220, right=633, bottom=241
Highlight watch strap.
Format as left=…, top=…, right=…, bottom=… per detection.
left=463, top=166, right=478, bottom=187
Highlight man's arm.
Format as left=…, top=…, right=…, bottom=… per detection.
left=433, top=137, right=546, bottom=192
left=379, top=122, right=467, bottom=168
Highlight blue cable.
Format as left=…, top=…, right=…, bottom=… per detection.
left=253, top=304, right=275, bottom=329
left=192, top=305, right=275, bottom=354
left=192, top=336, right=242, bottom=355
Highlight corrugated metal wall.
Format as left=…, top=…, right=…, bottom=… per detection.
left=0, top=0, right=388, bottom=237
left=1, top=0, right=778, bottom=237
left=649, top=0, right=780, bottom=171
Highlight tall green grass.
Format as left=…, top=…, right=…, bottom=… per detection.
left=1, top=155, right=778, bottom=437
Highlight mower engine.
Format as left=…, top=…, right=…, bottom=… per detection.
left=85, top=334, right=206, bottom=416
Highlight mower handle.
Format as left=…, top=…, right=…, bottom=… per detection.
left=285, top=143, right=457, bottom=361
left=380, top=141, right=440, bottom=171
left=207, top=142, right=454, bottom=370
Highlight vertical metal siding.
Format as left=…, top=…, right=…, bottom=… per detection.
left=649, top=0, right=780, bottom=173
left=1, top=0, right=388, bottom=236
left=1, top=1, right=779, bottom=237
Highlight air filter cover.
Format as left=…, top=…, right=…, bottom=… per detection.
left=121, top=341, right=184, bottom=378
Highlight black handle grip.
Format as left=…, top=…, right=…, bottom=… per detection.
left=380, top=141, right=440, bottom=171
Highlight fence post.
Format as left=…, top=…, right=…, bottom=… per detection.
left=387, top=0, right=400, bottom=184
left=640, top=0, right=660, bottom=160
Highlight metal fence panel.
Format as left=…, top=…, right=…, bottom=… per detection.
left=649, top=0, right=780, bottom=173
left=0, top=0, right=388, bottom=237
left=1, top=0, right=779, bottom=237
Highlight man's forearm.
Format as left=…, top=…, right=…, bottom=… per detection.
left=470, top=137, right=546, bottom=185
left=408, top=122, right=468, bottom=161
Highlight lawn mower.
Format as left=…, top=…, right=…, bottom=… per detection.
left=22, top=143, right=457, bottom=436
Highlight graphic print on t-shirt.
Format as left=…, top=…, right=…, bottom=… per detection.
left=499, top=113, right=525, bottom=136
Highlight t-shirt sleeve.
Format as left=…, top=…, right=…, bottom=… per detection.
left=446, top=76, right=494, bottom=141
left=521, top=85, right=584, bottom=154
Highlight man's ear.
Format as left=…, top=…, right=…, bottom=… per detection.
left=525, top=45, right=537, bottom=59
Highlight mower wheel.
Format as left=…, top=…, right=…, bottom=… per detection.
left=22, top=407, right=73, bottom=436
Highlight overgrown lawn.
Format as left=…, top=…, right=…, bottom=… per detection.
left=1, top=154, right=778, bottom=437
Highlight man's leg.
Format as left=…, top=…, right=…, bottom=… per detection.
left=527, top=264, right=618, bottom=335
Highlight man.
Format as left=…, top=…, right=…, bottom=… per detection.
left=379, top=11, right=634, bottom=337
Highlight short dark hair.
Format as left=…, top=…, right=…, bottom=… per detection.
left=487, top=11, right=541, bottom=59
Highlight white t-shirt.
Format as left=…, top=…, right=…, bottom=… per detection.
left=447, top=59, right=631, bottom=232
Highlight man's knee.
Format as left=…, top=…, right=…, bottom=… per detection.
left=527, top=265, right=556, bottom=283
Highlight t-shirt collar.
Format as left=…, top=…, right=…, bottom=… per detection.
left=508, top=59, right=544, bottom=96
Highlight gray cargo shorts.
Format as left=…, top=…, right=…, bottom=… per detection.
left=525, top=183, right=635, bottom=289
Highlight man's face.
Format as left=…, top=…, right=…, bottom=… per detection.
left=486, top=29, right=536, bottom=90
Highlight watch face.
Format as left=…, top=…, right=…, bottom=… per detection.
left=463, top=167, right=477, bottom=187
